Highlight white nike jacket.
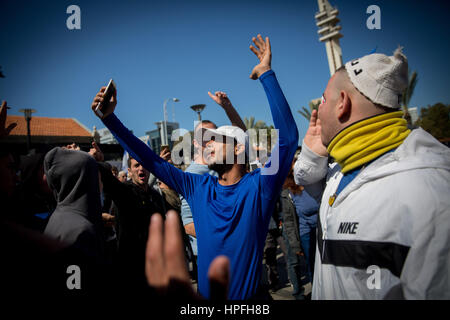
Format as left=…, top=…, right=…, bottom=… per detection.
left=294, top=128, right=450, bottom=299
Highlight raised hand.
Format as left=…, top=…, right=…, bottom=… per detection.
left=91, top=86, right=117, bottom=119
left=0, top=101, right=17, bottom=138
left=207, top=91, right=247, bottom=131
left=304, top=109, right=328, bottom=156
left=89, top=141, right=104, bottom=162
left=249, top=34, right=272, bottom=80
left=208, top=91, right=232, bottom=109
left=159, top=148, right=172, bottom=164
left=146, top=210, right=230, bottom=300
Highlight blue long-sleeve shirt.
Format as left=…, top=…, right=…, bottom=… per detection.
left=102, top=70, right=299, bottom=299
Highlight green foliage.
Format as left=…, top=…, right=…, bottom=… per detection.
left=297, top=100, right=320, bottom=121
left=244, top=117, right=277, bottom=151
left=243, top=116, right=266, bottom=130
left=415, top=103, right=450, bottom=140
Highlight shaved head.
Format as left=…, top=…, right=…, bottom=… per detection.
left=318, top=67, right=390, bottom=146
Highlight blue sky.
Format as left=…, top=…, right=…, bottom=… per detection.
left=1, top=0, right=449, bottom=140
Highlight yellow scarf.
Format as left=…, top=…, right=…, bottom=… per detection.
left=327, top=111, right=410, bottom=173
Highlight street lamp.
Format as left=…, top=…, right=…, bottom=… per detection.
left=190, top=104, right=206, bottom=121
left=162, top=98, right=180, bottom=146
left=19, top=108, right=36, bottom=152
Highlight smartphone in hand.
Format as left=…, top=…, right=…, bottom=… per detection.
left=95, top=79, right=116, bottom=118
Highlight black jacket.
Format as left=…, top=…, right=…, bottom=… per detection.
left=98, top=163, right=167, bottom=288
left=276, top=189, right=302, bottom=254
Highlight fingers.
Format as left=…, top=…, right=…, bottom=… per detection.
left=252, top=34, right=265, bottom=52
left=249, top=45, right=261, bottom=60
left=6, top=123, right=17, bottom=135
left=207, top=91, right=217, bottom=101
left=146, top=213, right=167, bottom=288
left=0, top=101, right=7, bottom=120
left=265, top=36, right=271, bottom=54
left=309, top=109, right=318, bottom=127
left=164, top=210, right=190, bottom=282
left=92, top=141, right=101, bottom=152
left=257, top=34, right=265, bottom=51
left=160, top=149, right=171, bottom=161
left=91, top=89, right=105, bottom=111
left=208, top=255, right=230, bottom=301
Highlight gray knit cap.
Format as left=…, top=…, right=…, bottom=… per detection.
left=345, top=48, right=409, bottom=109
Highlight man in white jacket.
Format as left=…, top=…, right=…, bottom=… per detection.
left=294, top=48, right=450, bottom=299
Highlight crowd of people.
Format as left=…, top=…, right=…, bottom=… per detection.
left=0, top=34, right=449, bottom=301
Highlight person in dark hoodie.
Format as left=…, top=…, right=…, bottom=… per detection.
left=43, top=147, right=105, bottom=265
left=13, top=150, right=56, bottom=232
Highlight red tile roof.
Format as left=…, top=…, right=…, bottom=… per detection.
left=6, top=115, right=92, bottom=137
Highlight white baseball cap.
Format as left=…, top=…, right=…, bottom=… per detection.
left=202, top=125, right=249, bottom=155
left=345, top=47, right=409, bottom=109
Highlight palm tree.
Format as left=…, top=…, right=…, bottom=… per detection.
left=402, top=70, right=418, bottom=126
left=243, top=117, right=277, bottom=152
left=243, top=116, right=266, bottom=130
left=297, top=99, right=321, bottom=121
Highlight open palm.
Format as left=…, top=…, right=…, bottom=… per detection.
left=249, top=34, right=272, bottom=80
left=304, top=110, right=328, bottom=156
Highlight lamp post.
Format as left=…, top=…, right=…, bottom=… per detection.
left=162, top=98, right=180, bottom=146
left=190, top=104, right=206, bottom=121
left=19, top=108, right=36, bottom=153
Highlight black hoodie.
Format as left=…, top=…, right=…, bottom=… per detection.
left=13, top=152, right=56, bottom=232
left=43, top=147, right=105, bottom=262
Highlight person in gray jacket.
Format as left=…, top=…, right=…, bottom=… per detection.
left=44, top=147, right=105, bottom=263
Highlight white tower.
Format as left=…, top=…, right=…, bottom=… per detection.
left=315, top=0, right=344, bottom=76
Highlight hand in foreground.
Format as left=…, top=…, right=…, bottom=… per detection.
left=304, top=109, right=328, bottom=156
left=208, top=91, right=232, bottom=109
left=249, top=34, right=272, bottom=80
left=89, top=141, right=104, bottom=162
left=0, top=101, right=17, bottom=138
left=91, top=86, right=117, bottom=119
left=146, top=210, right=230, bottom=301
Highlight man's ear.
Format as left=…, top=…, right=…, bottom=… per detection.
left=337, top=90, right=351, bottom=122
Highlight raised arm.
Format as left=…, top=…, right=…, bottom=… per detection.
left=90, top=87, right=202, bottom=199
left=207, top=91, right=246, bottom=131
left=249, top=35, right=299, bottom=199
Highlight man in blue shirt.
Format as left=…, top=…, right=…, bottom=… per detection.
left=181, top=92, right=246, bottom=264
left=91, top=34, right=298, bottom=299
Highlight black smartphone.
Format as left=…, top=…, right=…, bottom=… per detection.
left=95, top=79, right=116, bottom=118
